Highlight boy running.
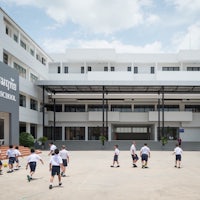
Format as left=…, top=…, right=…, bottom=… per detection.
left=59, top=145, right=69, bottom=177
left=14, top=146, right=22, bottom=170
left=6, top=145, right=17, bottom=173
left=173, top=144, right=183, bottom=168
left=110, top=145, right=120, bottom=168
left=140, top=143, right=150, bottom=168
left=130, top=141, right=139, bottom=168
left=26, top=148, right=44, bottom=181
left=49, top=148, right=63, bottom=189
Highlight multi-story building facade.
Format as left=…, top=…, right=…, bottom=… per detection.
left=1, top=8, right=200, bottom=145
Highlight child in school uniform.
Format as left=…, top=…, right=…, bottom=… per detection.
left=173, top=143, right=183, bottom=168
left=49, top=148, right=63, bottom=189
left=26, top=148, right=44, bottom=181
left=110, top=145, right=120, bottom=168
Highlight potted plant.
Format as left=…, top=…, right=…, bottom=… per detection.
left=38, top=136, right=48, bottom=149
left=99, top=135, right=107, bottom=146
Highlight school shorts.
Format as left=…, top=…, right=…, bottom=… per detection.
left=176, top=155, right=181, bottom=161
left=131, top=154, right=139, bottom=161
left=62, top=159, right=68, bottom=167
left=0, top=160, right=2, bottom=165
left=51, top=166, right=60, bottom=176
left=8, top=157, right=16, bottom=164
left=29, top=162, right=37, bottom=172
left=114, top=155, right=118, bottom=162
left=141, top=154, right=148, bottom=162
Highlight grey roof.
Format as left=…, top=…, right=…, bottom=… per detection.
left=36, top=80, right=200, bottom=94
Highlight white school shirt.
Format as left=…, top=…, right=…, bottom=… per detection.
left=174, top=147, right=183, bottom=155
left=50, top=154, right=63, bottom=166
left=140, top=146, right=150, bottom=155
left=130, top=144, right=136, bottom=155
left=15, top=149, right=21, bottom=157
left=114, top=148, right=120, bottom=156
left=27, top=153, right=42, bottom=163
left=59, top=149, right=69, bottom=159
left=6, top=148, right=16, bottom=158
left=50, top=144, right=57, bottom=152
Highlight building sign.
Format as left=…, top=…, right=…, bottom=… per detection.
left=0, top=61, right=19, bottom=145
left=0, top=76, right=17, bottom=101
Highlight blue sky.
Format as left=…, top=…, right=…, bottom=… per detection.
left=1, top=0, right=200, bottom=54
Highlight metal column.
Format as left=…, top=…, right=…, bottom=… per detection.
left=42, top=86, right=45, bottom=137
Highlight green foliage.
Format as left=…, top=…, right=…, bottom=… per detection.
left=99, top=135, right=107, bottom=146
left=19, top=132, right=34, bottom=147
left=161, top=136, right=168, bottom=146
left=38, top=136, right=48, bottom=145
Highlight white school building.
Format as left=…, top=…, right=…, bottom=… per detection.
left=1, top=8, right=200, bottom=146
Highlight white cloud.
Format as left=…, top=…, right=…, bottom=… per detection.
left=172, top=23, right=200, bottom=51
left=3, top=0, right=159, bottom=34
left=168, top=0, right=200, bottom=12
left=42, top=38, right=162, bottom=54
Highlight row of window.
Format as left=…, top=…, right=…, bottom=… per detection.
left=5, top=22, right=46, bottom=66
left=20, top=94, right=38, bottom=111
left=3, top=52, right=38, bottom=82
left=44, top=126, right=108, bottom=140
left=45, top=104, right=200, bottom=112
left=57, top=66, right=155, bottom=74
left=57, top=66, right=200, bottom=74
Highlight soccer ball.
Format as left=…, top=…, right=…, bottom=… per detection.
left=3, top=163, right=8, bottom=168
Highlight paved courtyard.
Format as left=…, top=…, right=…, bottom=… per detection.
left=0, top=150, right=200, bottom=200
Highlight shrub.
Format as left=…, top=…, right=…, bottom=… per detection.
left=19, top=132, right=34, bottom=147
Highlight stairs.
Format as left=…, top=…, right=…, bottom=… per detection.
left=0, top=146, right=41, bottom=160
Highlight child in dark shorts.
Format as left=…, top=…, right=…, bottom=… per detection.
left=49, top=148, right=63, bottom=189
left=110, top=145, right=120, bottom=168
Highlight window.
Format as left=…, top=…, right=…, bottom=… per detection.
left=30, top=73, right=38, bottom=82
left=88, top=127, right=108, bottom=140
left=157, top=105, right=179, bottom=111
left=185, top=105, right=200, bottom=112
left=134, top=66, right=138, bottom=74
left=162, top=67, right=180, bottom=71
left=57, top=66, right=61, bottom=73
left=111, top=66, right=115, bottom=71
left=150, top=67, right=155, bottom=74
left=45, top=104, right=62, bottom=112
left=64, top=66, right=68, bottom=73
left=104, top=66, right=108, bottom=71
left=127, top=66, right=131, bottom=72
left=19, top=94, right=26, bottom=107
left=30, top=99, right=38, bottom=111
left=187, top=67, right=200, bottom=71
left=111, top=105, right=132, bottom=112
left=3, top=53, right=8, bottom=64
left=14, top=62, right=26, bottom=78
left=87, top=66, right=92, bottom=71
left=20, top=40, right=26, bottom=50
left=65, top=127, right=85, bottom=140
left=42, top=57, right=46, bottom=65
left=81, top=66, right=84, bottom=73
left=30, top=49, right=34, bottom=56
left=13, top=34, right=18, bottom=42
left=134, top=105, right=155, bottom=112
left=5, top=26, right=9, bottom=35
left=88, top=105, right=108, bottom=112
left=64, top=105, right=85, bottom=112
left=44, top=126, right=62, bottom=140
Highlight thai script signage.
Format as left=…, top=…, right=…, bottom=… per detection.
left=0, top=76, right=17, bottom=101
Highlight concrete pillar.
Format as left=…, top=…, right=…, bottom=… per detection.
left=85, top=125, right=88, bottom=141
left=26, top=123, right=30, bottom=133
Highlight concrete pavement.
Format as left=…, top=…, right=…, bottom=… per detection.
left=0, top=150, right=200, bottom=200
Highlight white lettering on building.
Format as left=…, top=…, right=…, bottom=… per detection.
left=0, top=76, right=17, bottom=102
